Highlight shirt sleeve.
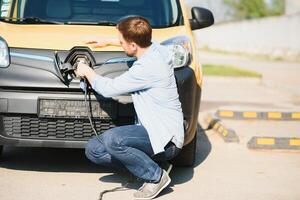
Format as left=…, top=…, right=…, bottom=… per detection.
left=90, top=62, right=152, bottom=97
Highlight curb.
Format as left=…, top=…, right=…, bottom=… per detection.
left=247, top=137, right=300, bottom=150
left=217, top=110, right=300, bottom=120
left=205, top=114, right=239, bottom=143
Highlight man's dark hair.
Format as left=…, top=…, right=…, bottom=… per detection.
left=117, top=16, right=152, bottom=48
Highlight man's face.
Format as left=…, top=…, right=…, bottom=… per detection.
left=118, top=31, right=137, bottom=57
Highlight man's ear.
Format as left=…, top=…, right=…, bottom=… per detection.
left=131, top=42, right=138, bottom=51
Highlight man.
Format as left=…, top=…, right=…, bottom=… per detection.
left=76, top=16, right=184, bottom=200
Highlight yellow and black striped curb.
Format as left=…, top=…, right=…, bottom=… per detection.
left=216, top=110, right=300, bottom=120
left=205, top=114, right=239, bottom=143
left=247, top=137, right=300, bottom=150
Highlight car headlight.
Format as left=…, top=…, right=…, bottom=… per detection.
left=161, top=36, right=192, bottom=68
left=0, top=37, right=10, bottom=68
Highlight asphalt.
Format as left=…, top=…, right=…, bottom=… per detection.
left=199, top=50, right=300, bottom=102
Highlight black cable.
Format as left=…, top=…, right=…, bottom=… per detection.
left=83, top=78, right=132, bottom=200
left=83, top=78, right=102, bottom=143
left=98, top=183, right=130, bottom=200
left=88, top=88, right=98, bottom=130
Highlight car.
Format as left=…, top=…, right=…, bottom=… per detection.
left=0, top=0, right=214, bottom=166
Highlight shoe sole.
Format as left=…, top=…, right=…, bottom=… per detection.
left=133, top=177, right=171, bottom=200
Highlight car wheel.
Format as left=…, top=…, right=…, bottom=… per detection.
left=172, top=132, right=197, bottom=167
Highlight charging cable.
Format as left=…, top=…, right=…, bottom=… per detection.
left=82, top=78, right=103, bottom=143
left=79, top=59, right=140, bottom=199
left=82, top=77, right=132, bottom=200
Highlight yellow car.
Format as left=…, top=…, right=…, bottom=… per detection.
left=0, top=0, right=213, bottom=166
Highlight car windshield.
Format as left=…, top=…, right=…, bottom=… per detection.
left=0, top=0, right=183, bottom=28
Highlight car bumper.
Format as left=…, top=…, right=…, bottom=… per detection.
left=0, top=66, right=201, bottom=148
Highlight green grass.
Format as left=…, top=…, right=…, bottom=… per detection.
left=203, top=64, right=262, bottom=78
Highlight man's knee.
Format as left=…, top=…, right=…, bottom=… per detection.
left=103, top=128, right=125, bottom=151
left=85, top=141, right=93, bottom=158
left=85, top=136, right=104, bottom=159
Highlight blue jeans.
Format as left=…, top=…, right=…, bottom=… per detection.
left=85, top=124, right=180, bottom=183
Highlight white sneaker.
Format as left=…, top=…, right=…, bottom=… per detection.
left=133, top=169, right=171, bottom=200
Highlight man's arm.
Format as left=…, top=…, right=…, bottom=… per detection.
left=75, top=62, right=151, bottom=97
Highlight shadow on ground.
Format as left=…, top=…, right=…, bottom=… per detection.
left=0, top=123, right=212, bottom=196
left=155, top=123, right=212, bottom=197
left=97, top=123, right=212, bottom=196
left=0, top=145, right=108, bottom=173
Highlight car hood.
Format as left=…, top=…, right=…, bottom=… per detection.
left=0, top=22, right=188, bottom=51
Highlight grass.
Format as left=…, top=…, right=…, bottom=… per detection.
left=199, top=47, right=300, bottom=63
left=203, top=64, right=262, bottom=78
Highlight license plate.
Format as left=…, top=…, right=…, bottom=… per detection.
left=38, top=99, right=117, bottom=119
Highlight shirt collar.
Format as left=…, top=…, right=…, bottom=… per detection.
left=138, top=41, right=158, bottom=61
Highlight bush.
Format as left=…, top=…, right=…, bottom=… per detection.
left=224, top=0, right=285, bottom=19
left=268, top=0, right=285, bottom=16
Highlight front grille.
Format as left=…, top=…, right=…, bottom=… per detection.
left=2, top=115, right=134, bottom=140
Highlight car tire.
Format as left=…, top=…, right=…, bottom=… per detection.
left=0, top=145, right=3, bottom=159
left=171, top=132, right=197, bottom=167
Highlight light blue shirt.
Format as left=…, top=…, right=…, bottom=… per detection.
left=91, top=42, right=184, bottom=154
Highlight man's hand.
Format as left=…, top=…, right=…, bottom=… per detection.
left=83, top=36, right=120, bottom=48
left=75, top=62, right=91, bottom=77
left=85, top=39, right=109, bottom=48
left=75, top=62, right=97, bottom=84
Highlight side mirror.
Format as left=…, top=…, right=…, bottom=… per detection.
left=189, top=7, right=214, bottom=30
